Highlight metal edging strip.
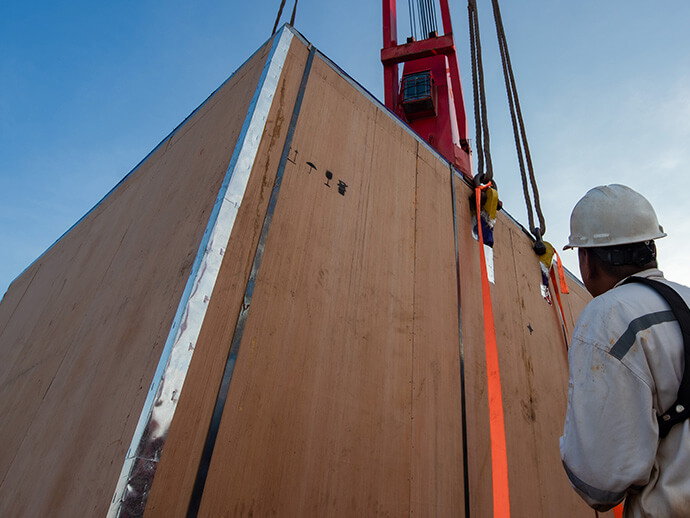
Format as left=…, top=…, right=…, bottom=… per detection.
left=107, top=26, right=295, bottom=518
left=451, top=165, right=471, bottom=518
left=185, top=43, right=316, bottom=518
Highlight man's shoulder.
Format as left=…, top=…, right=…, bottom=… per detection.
left=580, top=281, right=637, bottom=317
left=618, top=269, right=690, bottom=308
left=574, top=272, right=666, bottom=344
left=573, top=290, right=630, bottom=348
left=574, top=268, right=690, bottom=350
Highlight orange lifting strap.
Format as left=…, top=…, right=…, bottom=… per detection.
left=554, top=251, right=569, bottom=295
left=551, top=251, right=570, bottom=343
left=540, top=246, right=570, bottom=349
left=475, top=185, right=511, bottom=517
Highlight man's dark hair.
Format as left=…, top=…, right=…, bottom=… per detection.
left=589, top=241, right=658, bottom=278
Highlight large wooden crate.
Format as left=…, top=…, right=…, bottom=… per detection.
left=0, top=26, right=603, bottom=517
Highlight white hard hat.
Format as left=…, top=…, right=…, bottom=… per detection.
left=564, top=184, right=666, bottom=249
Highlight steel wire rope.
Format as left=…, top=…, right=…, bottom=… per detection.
left=408, top=0, right=417, bottom=40
left=425, top=0, right=432, bottom=35
left=428, top=0, right=439, bottom=34
left=272, top=0, right=298, bottom=34
left=424, top=0, right=433, bottom=35
left=426, top=0, right=437, bottom=34
left=467, top=0, right=494, bottom=183
left=417, top=0, right=426, bottom=38
left=423, top=0, right=430, bottom=35
left=489, top=0, right=546, bottom=239
left=271, top=0, right=286, bottom=35
left=289, top=0, right=298, bottom=26
left=415, top=0, right=421, bottom=38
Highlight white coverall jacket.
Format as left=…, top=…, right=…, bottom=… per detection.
left=560, top=269, right=690, bottom=517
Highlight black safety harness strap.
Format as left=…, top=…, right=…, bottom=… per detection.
left=623, top=276, right=690, bottom=438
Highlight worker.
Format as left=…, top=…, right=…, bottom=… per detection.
left=560, top=184, right=690, bottom=516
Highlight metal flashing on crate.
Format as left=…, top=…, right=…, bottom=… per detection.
left=186, top=42, right=316, bottom=518
left=283, top=23, right=309, bottom=47
left=107, top=25, right=295, bottom=518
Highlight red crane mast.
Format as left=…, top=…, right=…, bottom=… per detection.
left=381, top=0, right=472, bottom=176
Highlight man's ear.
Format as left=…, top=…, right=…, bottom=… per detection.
left=578, top=248, right=589, bottom=277
left=578, top=248, right=600, bottom=296
left=581, top=248, right=598, bottom=277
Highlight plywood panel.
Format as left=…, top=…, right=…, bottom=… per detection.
left=144, top=37, right=311, bottom=517
left=0, top=259, right=38, bottom=337
left=0, top=204, right=134, bottom=487
left=0, top=37, right=273, bottom=517
left=195, top=54, right=419, bottom=516
left=0, top=244, right=86, bottom=391
left=410, top=146, right=466, bottom=516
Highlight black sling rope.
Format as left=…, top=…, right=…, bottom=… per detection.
left=488, top=0, right=545, bottom=242
left=271, top=0, right=286, bottom=35
left=289, top=0, right=298, bottom=26
left=623, top=277, right=690, bottom=438
left=468, top=0, right=547, bottom=252
left=467, top=0, right=494, bottom=185
left=271, top=0, right=298, bottom=35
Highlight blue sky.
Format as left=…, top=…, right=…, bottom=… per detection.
left=2, top=0, right=690, bottom=298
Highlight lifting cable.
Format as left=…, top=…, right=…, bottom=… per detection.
left=467, top=0, right=493, bottom=185
left=408, top=0, right=418, bottom=40
left=486, top=1, right=573, bottom=351
left=271, top=0, right=298, bottom=35
left=426, top=0, right=439, bottom=34
left=488, top=0, right=546, bottom=249
left=408, top=0, right=439, bottom=40
left=419, top=0, right=428, bottom=37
